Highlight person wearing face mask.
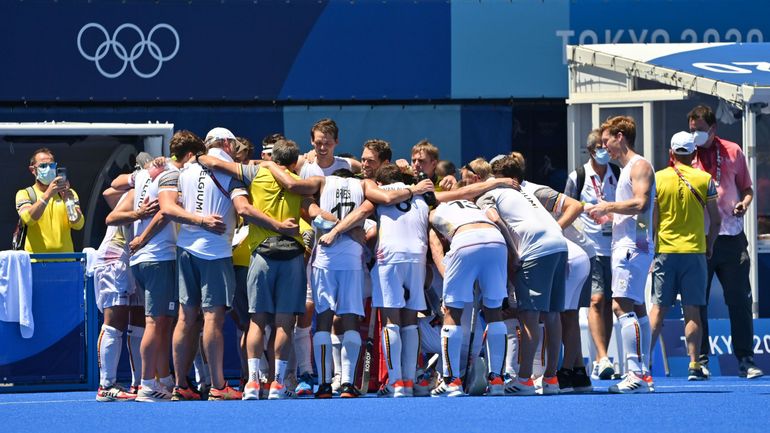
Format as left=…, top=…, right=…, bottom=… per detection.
left=563, top=129, right=619, bottom=380
left=15, top=147, right=84, bottom=253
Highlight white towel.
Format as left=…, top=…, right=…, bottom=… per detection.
left=83, top=247, right=97, bottom=277
left=0, top=250, right=34, bottom=338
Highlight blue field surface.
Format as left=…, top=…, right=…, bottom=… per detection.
left=1, top=377, right=768, bottom=433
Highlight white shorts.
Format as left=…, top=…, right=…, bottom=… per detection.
left=611, top=248, right=654, bottom=305
left=93, top=261, right=142, bottom=313
left=371, top=262, right=427, bottom=311
left=444, top=229, right=507, bottom=309
left=564, top=240, right=591, bottom=311
left=311, top=267, right=364, bottom=316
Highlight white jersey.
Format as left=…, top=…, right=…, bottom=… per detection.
left=374, top=182, right=429, bottom=263
left=313, top=176, right=365, bottom=270
left=300, top=156, right=351, bottom=179
left=478, top=185, right=567, bottom=261
left=130, top=166, right=178, bottom=266
left=431, top=200, right=492, bottom=242
left=175, top=148, right=238, bottom=260
left=565, top=162, right=617, bottom=256
left=92, top=193, right=133, bottom=269
left=613, top=154, right=655, bottom=254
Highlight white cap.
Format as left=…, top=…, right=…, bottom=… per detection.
left=670, top=131, right=708, bottom=155
left=205, top=127, right=236, bottom=142
left=489, top=154, right=507, bottom=165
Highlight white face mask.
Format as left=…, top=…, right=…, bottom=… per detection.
left=593, top=148, right=610, bottom=165
left=36, top=165, right=56, bottom=185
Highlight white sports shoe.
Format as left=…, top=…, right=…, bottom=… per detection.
left=504, top=377, right=536, bottom=396
left=486, top=374, right=505, bottom=396
left=135, top=382, right=172, bottom=402
left=241, top=380, right=260, bottom=400
left=596, top=357, right=615, bottom=380
left=534, top=376, right=560, bottom=395
left=377, top=383, right=395, bottom=398
left=430, top=377, right=464, bottom=397
left=608, top=371, right=650, bottom=394
left=267, top=381, right=296, bottom=400
left=590, top=362, right=601, bottom=380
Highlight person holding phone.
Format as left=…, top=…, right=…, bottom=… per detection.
left=14, top=147, right=84, bottom=253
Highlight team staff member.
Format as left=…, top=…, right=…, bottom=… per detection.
left=564, top=129, right=619, bottom=380
left=689, top=105, right=764, bottom=379
left=132, top=131, right=205, bottom=402
left=588, top=116, right=656, bottom=394
left=200, top=139, right=303, bottom=400
left=649, top=131, right=721, bottom=381
left=15, top=147, right=84, bottom=253
left=159, top=127, right=240, bottom=401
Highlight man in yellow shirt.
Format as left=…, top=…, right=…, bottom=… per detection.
left=15, top=147, right=84, bottom=253
left=649, top=131, right=721, bottom=380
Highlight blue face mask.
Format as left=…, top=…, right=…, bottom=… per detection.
left=593, top=148, right=610, bottom=166
left=36, top=165, right=56, bottom=185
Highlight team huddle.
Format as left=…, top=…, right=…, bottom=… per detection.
left=88, top=112, right=751, bottom=403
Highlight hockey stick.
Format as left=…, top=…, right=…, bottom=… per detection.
left=658, top=334, right=670, bottom=377
left=357, top=305, right=378, bottom=394
left=462, top=282, right=480, bottom=393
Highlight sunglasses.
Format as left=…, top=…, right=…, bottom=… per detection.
left=463, top=164, right=477, bottom=176
left=35, top=162, right=57, bottom=169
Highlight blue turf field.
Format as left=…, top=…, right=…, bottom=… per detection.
left=1, top=377, right=768, bottom=433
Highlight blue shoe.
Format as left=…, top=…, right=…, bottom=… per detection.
left=295, top=372, right=314, bottom=397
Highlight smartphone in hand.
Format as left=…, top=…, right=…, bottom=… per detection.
left=56, top=166, right=67, bottom=181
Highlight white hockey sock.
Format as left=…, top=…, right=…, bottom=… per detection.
left=503, top=319, right=520, bottom=376
left=619, top=312, right=644, bottom=374
left=638, top=315, right=651, bottom=374
left=275, top=359, right=288, bottom=385
left=294, top=326, right=313, bottom=375
left=126, top=325, right=144, bottom=387
left=532, top=323, right=546, bottom=377
left=382, top=324, right=402, bottom=384
left=440, top=325, right=462, bottom=379
left=313, top=331, right=334, bottom=384
left=486, top=321, right=508, bottom=376
left=159, top=374, right=174, bottom=390
left=331, top=333, right=343, bottom=377
left=341, top=330, right=362, bottom=385
left=247, top=358, right=260, bottom=383
left=193, top=345, right=211, bottom=386
left=400, top=325, right=419, bottom=382
left=98, top=324, right=122, bottom=387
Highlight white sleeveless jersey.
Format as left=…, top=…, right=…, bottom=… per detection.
left=375, top=182, right=429, bottom=263
left=314, top=176, right=365, bottom=270
left=130, top=165, right=178, bottom=266
left=176, top=148, right=237, bottom=260
left=300, top=156, right=351, bottom=179
left=430, top=200, right=492, bottom=242
left=612, top=155, right=656, bottom=253
left=478, top=185, right=567, bottom=261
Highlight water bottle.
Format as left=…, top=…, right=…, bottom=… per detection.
left=65, top=197, right=79, bottom=222
left=416, top=171, right=437, bottom=207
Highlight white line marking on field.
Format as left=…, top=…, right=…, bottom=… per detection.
left=0, top=399, right=92, bottom=406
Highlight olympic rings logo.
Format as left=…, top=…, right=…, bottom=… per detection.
left=77, top=23, right=180, bottom=79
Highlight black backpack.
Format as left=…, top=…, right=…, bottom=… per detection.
left=12, top=187, right=37, bottom=250
left=575, top=163, right=620, bottom=198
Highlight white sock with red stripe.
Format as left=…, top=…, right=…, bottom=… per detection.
left=638, top=315, right=651, bottom=375
left=619, top=312, right=643, bottom=374
left=400, top=325, right=419, bottom=383
left=294, top=326, right=313, bottom=375
left=341, top=330, right=361, bottom=385
left=126, top=325, right=144, bottom=387
left=440, top=325, right=462, bottom=379
left=98, top=324, right=122, bottom=388
left=382, top=324, right=402, bottom=385
left=313, top=331, right=333, bottom=384
left=485, top=321, right=507, bottom=376
left=503, top=319, right=519, bottom=376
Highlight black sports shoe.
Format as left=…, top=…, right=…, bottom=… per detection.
left=556, top=368, right=574, bottom=393
left=571, top=366, right=593, bottom=393
left=688, top=365, right=708, bottom=381
left=738, top=357, right=764, bottom=379
left=315, top=382, right=333, bottom=399
left=339, top=382, right=361, bottom=398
